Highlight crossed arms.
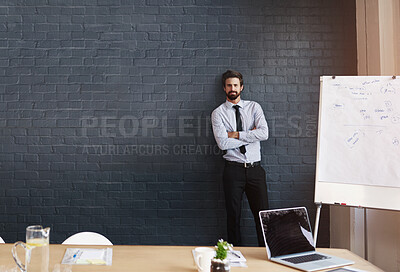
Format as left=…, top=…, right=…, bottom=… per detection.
left=211, top=103, right=269, bottom=151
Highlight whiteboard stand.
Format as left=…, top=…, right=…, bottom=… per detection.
left=364, top=208, right=368, bottom=260
left=314, top=203, right=370, bottom=260
left=314, top=202, right=368, bottom=260
left=313, top=202, right=322, bottom=247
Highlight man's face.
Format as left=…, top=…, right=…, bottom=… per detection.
left=224, top=77, right=243, bottom=101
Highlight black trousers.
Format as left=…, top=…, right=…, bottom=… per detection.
left=223, top=162, right=269, bottom=247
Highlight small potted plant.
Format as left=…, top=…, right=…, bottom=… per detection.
left=210, top=239, right=232, bottom=272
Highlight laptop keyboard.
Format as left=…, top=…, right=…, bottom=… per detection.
left=282, top=253, right=329, bottom=264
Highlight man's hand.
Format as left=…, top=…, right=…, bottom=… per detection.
left=228, top=131, right=239, bottom=139
left=228, top=128, right=255, bottom=139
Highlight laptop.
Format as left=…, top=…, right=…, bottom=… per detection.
left=259, top=207, right=355, bottom=272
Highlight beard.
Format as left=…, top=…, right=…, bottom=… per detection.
left=227, top=91, right=240, bottom=100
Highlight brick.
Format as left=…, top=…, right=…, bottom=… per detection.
left=6, top=189, right=30, bottom=197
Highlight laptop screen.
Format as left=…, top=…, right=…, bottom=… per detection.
left=260, top=207, right=315, bottom=258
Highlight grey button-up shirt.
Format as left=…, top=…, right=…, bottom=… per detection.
left=211, top=99, right=269, bottom=163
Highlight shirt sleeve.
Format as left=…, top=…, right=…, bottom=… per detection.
left=239, top=102, right=269, bottom=143
left=211, top=109, right=248, bottom=151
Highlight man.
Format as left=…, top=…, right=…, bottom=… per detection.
left=211, top=70, right=269, bottom=247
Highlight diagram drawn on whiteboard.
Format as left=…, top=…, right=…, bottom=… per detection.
left=317, top=76, right=400, bottom=188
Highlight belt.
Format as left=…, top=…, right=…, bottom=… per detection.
left=225, top=160, right=261, bottom=168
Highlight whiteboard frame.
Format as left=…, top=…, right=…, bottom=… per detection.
left=314, top=76, right=400, bottom=211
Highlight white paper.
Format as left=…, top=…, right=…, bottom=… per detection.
left=326, top=267, right=368, bottom=272
left=61, top=248, right=112, bottom=266
left=191, top=249, right=247, bottom=268
left=318, top=76, right=400, bottom=187
left=227, top=250, right=246, bottom=262
left=227, top=250, right=247, bottom=267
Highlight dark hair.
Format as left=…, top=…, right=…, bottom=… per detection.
left=222, top=70, right=243, bottom=87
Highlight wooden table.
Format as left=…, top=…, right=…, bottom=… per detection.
left=0, top=244, right=384, bottom=271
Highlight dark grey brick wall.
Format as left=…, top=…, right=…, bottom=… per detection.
left=0, top=0, right=356, bottom=246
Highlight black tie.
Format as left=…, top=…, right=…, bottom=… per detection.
left=233, top=105, right=246, bottom=154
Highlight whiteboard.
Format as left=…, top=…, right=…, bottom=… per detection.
left=315, top=76, right=400, bottom=211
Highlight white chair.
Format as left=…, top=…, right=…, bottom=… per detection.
left=0, top=236, right=4, bottom=243
left=62, top=232, right=113, bottom=245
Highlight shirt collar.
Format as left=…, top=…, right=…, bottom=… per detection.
left=224, top=99, right=244, bottom=109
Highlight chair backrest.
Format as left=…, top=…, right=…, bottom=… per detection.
left=62, top=232, right=113, bottom=245
left=0, top=236, right=4, bottom=243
